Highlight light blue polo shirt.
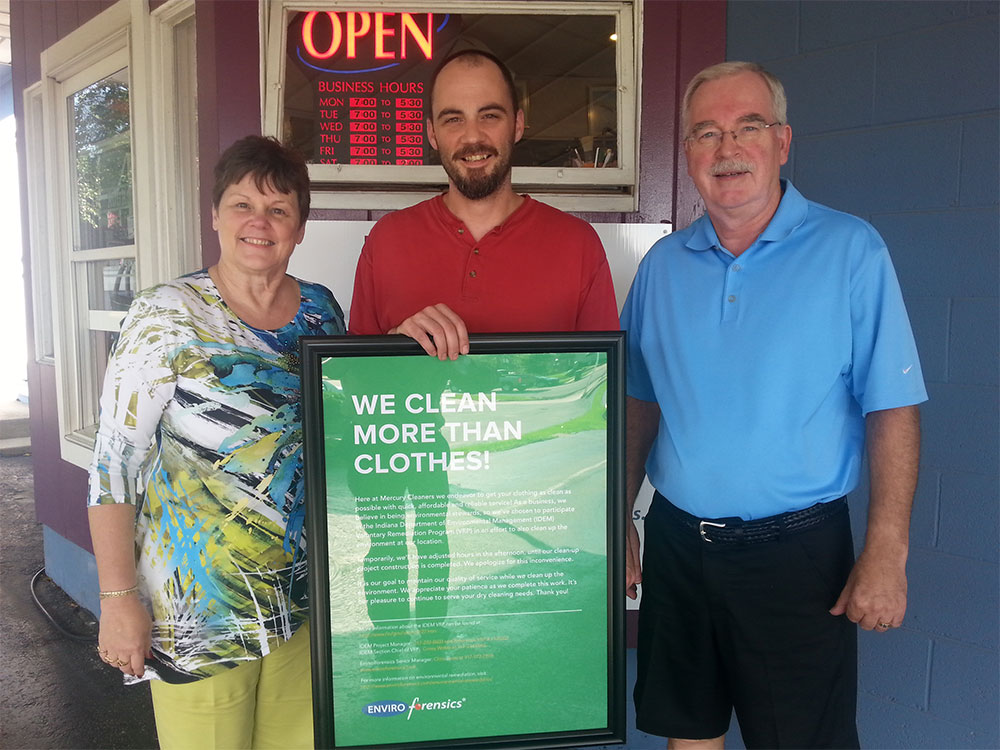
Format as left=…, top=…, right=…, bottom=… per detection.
left=621, top=181, right=927, bottom=520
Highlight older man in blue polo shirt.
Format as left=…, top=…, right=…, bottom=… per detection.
left=621, top=61, right=926, bottom=749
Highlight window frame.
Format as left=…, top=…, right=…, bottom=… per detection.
left=23, top=82, right=54, bottom=365
left=36, top=0, right=200, bottom=468
left=262, top=0, right=641, bottom=212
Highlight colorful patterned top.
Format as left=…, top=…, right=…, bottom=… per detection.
left=88, top=270, right=344, bottom=683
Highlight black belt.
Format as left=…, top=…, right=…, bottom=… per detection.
left=653, top=492, right=847, bottom=545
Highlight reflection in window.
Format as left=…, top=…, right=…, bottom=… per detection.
left=87, top=329, right=120, bottom=435
left=282, top=11, right=618, bottom=169
left=69, top=68, right=134, bottom=251
left=86, top=258, right=136, bottom=312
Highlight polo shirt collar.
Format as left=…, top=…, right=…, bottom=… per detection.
left=685, top=179, right=808, bottom=253
left=759, top=180, right=808, bottom=242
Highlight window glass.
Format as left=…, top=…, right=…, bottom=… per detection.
left=281, top=11, right=618, bottom=169
left=91, top=330, right=118, bottom=384
left=85, top=258, right=136, bottom=312
left=68, top=67, right=134, bottom=251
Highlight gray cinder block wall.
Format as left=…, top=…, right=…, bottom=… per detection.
left=727, top=2, right=999, bottom=748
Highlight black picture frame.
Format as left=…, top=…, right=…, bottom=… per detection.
left=301, top=332, right=626, bottom=750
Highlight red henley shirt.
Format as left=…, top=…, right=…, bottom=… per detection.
left=349, top=194, right=620, bottom=335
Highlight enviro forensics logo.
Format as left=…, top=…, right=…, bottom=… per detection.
left=364, top=697, right=466, bottom=720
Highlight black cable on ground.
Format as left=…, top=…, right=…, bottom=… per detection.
left=30, top=566, right=98, bottom=643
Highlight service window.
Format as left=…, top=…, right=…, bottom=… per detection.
left=263, top=2, right=639, bottom=211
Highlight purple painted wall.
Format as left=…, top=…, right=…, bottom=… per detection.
left=195, top=0, right=262, bottom=265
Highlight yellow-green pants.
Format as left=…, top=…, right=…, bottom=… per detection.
left=150, top=622, right=313, bottom=750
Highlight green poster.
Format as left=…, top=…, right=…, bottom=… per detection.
left=302, top=335, right=625, bottom=749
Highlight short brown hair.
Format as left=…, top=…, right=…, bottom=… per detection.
left=429, top=49, right=520, bottom=117
left=212, top=135, right=311, bottom=225
left=681, top=61, right=788, bottom=135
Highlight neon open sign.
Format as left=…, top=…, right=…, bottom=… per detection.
left=301, top=12, right=434, bottom=61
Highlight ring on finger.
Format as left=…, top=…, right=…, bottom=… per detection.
left=876, top=622, right=891, bottom=630
left=115, top=658, right=129, bottom=667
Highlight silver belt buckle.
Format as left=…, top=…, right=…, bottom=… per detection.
left=699, top=520, right=726, bottom=542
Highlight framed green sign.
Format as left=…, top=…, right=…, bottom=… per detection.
left=301, top=333, right=625, bottom=749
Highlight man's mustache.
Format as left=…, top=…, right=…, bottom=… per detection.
left=710, top=159, right=754, bottom=176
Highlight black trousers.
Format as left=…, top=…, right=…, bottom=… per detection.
left=634, top=492, right=860, bottom=749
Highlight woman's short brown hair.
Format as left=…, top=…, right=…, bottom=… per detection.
left=212, top=135, right=311, bottom=225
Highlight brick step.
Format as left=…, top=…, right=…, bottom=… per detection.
left=0, top=417, right=29, bottom=440
left=0, top=400, right=30, bottom=441
left=0, top=437, right=30, bottom=457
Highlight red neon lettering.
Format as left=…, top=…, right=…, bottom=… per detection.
left=302, top=12, right=433, bottom=61
left=401, top=14, right=433, bottom=59
left=375, top=13, right=395, bottom=60
left=301, top=12, right=342, bottom=59
left=347, top=12, right=371, bottom=59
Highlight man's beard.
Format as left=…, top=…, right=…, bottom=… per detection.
left=441, top=143, right=513, bottom=200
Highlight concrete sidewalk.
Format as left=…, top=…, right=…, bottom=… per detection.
left=0, top=454, right=158, bottom=750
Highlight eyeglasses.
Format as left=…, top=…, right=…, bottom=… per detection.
left=685, top=121, right=783, bottom=149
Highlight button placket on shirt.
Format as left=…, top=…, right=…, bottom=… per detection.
left=468, top=247, right=482, bottom=279
left=458, top=226, right=483, bottom=298
left=721, top=259, right=743, bottom=322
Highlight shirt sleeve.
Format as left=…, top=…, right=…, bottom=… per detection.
left=88, top=290, right=179, bottom=506
left=848, top=233, right=928, bottom=414
left=348, top=237, right=382, bottom=335
left=574, top=226, right=621, bottom=331
left=300, top=280, right=346, bottom=335
left=619, top=256, right=657, bottom=402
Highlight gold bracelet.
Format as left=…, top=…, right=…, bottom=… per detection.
left=99, top=585, right=138, bottom=600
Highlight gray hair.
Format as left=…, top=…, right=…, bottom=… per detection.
left=681, top=61, right=788, bottom=134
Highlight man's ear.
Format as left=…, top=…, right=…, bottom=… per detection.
left=777, top=123, right=792, bottom=166
left=514, top=108, right=525, bottom=144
